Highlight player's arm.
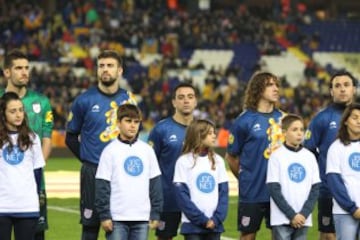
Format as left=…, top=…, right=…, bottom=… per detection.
left=225, top=153, right=239, bottom=178
left=65, top=132, right=81, bottom=160
left=42, top=98, right=54, bottom=161
left=41, top=137, right=52, bottom=161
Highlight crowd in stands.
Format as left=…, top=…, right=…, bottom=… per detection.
left=0, top=0, right=358, bottom=144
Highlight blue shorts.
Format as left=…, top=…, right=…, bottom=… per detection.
left=80, top=162, right=100, bottom=227
left=237, top=202, right=271, bottom=233
left=155, top=211, right=181, bottom=238
left=318, top=197, right=335, bottom=233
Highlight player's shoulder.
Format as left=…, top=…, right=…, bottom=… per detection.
left=152, top=117, right=175, bottom=130
left=26, top=89, right=49, bottom=99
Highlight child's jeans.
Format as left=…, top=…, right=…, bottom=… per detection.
left=183, top=232, right=221, bottom=240
left=272, top=225, right=308, bottom=240
left=106, top=221, right=148, bottom=240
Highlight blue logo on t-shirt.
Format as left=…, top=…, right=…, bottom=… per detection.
left=196, top=173, right=215, bottom=193
left=124, top=156, right=143, bottom=176
left=348, top=152, right=360, bottom=171
left=3, top=145, right=24, bottom=165
left=288, top=163, right=306, bottom=183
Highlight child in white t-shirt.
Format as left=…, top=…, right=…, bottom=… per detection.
left=0, top=92, right=45, bottom=240
left=326, top=103, right=360, bottom=239
left=173, top=119, right=229, bottom=240
left=95, top=104, right=162, bottom=240
left=266, top=114, right=320, bottom=240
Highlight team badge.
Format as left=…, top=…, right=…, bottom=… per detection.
left=241, top=216, right=250, bottom=227
left=157, top=221, right=165, bottom=230
left=148, top=141, right=154, bottom=147
left=32, top=102, right=41, bottom=113
left=305, top=130, right=311, bottom=140
left=83, top=208, right=93, bottom=219
left=322, top=216, right=330, bottom=226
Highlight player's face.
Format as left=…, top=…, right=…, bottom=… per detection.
left=5, top=99, right=25, bottom=131
left=345, top=109, right=360, bottom=140
left=331, top=75, right=356, bottom=105
left=172, top=87, right=197, bottom=116
left=3, top=59, right=30, bottom=88
left=284, top=120, right=304, bottom=148
left=118, top=117, right=141, bottom=141
left=202, top=127, right=217, bottom=148
left=97, top=57, right=122, bottom=87
left=261, top=78, right=280, bottom=104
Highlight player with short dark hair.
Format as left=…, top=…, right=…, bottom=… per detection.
left=1, top=49, right=53, bottom=240
left=304, top=71, right=357, bottom=240
left=148, top=82, right=198, bottom=240
left=65, top=50, right=137, bottom=240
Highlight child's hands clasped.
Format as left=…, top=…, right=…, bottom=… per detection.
left=290, top=214, right=305, bottom=228
left=206, top=219, right=215, bottom=229
left=101, top=219, right=113, bottom=232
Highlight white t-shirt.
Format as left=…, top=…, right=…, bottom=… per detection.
left=326, top=139, right=360, bottom=214
left=173, top=152, right=228, bottom=223
left=96, top=139, right=161, bottom=221
left=266, top=145, right=320, bottom=226
left=0, top=133, right=45, bottom=214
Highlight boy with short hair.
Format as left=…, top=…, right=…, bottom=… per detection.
left=266, top=114, right=320, bottom=240
left=95, top=104, right=163, bottom=240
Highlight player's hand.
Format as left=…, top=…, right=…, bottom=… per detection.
left=149, top=220, right=159, bottom=229
left=353, top=208, right=360, bottom=219
left=290, top=214, right=305, bottom=228
left=101, top=219, right=113, bottom=232
left=206, top=219, right=215, bottom=229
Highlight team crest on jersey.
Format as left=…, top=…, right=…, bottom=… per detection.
left=148, top=141, right=154, bottom=147
left=3, top=145, right=24, bottom=165
left=305, top=129, right=311, bottom=140
left=32, top=102, right=41, bottom=113
left=241, top=216, right=250, bottom=227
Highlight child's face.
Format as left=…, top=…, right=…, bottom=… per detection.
left=202, top=127, right=217, bottom=148
left=345, top=109, right=360, bottom=139
left=117, top=117, right=140, bottom=141
left=5, top=99, right=24, bottom=131
left=284, top=120, right=304, bottom=148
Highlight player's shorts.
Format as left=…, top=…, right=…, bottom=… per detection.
left=318, top=197, right=335, bottom=233
left=80, top=162, right=100, bottom=227
left=155, top=211, right=181, bottom=238
left=238, top=202, right=271, bottom=233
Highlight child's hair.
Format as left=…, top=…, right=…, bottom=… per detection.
left=0, top=92, right=34, bottom=151
left=337, top=103, right=360, bottom=145
left=281, top=114, right=304, bottom=131
left=182, top=119, right=216, bottom=170
left=117, top=104, right=142, bottom=122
